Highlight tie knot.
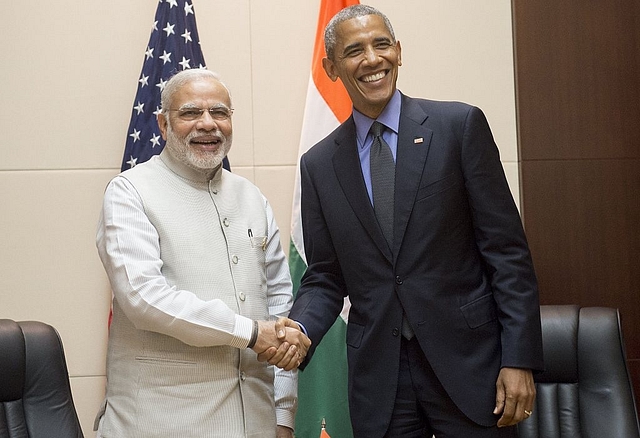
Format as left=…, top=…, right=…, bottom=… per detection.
left=370, top=121, right=386, bottom=138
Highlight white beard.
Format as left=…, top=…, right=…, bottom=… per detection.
left=165, top=126, right=232, bottom=172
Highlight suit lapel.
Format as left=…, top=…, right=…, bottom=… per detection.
left=332, top=119, right=393, bottom=261
left=331, top=98, right=433, bottom=263
left=394, top=96, right=433, bottom=255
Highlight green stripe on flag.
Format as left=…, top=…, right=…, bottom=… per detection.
left=289, top=242, right=353, bottom=438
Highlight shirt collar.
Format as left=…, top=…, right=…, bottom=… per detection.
left=353, top=89, right=402, bottom=149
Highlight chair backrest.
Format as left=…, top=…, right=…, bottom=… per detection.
left=0, top=319, right=84, bottom=438
left=518, top=305, right=640, bottom=438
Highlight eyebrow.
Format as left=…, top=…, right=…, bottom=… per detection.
left=178, top=103, right=200, bottom=110
left=178, top=103, right=231, bottom=110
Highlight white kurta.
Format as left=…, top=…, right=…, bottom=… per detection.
left=95, top=150, right=296, bottom=438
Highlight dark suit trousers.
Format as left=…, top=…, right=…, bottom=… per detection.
left=383, top=337, right=519, bottom=438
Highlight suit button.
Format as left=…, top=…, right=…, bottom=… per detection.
left=395, top=276, right=403, bottom=285
left=392, top=328, right=400, bottom=337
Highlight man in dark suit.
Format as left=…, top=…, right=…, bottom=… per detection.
left=279, top=5, right=543, bottom=437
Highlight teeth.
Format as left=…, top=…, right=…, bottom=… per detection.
left=362, top=71, right=386, bottom=82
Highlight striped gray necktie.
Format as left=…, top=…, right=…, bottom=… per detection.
left=369, top=121, right=414, bottom=339
left=369, top=121, right=395, bottom=247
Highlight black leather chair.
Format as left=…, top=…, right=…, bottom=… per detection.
left=518, top=305, right=640, bottom=438
left=0, top=319, right=84, bottom=437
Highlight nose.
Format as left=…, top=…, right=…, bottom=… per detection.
left=362, top=45, right=380, bottom=64
left=196, top=110, right=218, bottom=130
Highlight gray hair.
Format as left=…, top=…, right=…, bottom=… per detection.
left=160, top=69, right=232, bottom=113
left=324, top=4, right=396, bottom=61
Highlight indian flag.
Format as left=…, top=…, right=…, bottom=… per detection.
left=289, top=0, right=358, bottom=437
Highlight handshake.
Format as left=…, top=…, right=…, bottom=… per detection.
left=250, top=317, right=311, bottom=371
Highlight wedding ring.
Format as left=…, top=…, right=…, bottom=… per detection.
left=524, top=410, right=532, bottom=417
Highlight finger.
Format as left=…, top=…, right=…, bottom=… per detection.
left=284, top=328, right=311, bottom=355
left=267, top=342, right=291, bottom=366
left=300, top=332, right=311, bottom=349
left=493, top=385, right=505, bottom=415
left=279, top=357, right=300, bottom=372
left=496, top=387, right=515, bottom=426
left=256, top=346, right=277, bottom=362
left=279, top=343, right=307, bottom=371
left=274, top=317, right=288, bottom=339
left=275, top=344, right=299, bottom=370
left=497, top=397, right=521, bottom=427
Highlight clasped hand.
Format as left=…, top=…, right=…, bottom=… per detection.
left=251, top=317, right=311, bottom=371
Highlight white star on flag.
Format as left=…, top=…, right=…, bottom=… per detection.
left=133, top=102, right=144, bottom=115
left=163, top=22, right=175, bottom=36
left=160, top=50, right=172, bottom=64
left=150, top=134, right=162, bottom=148
left=126, top=156, right=138, bottom=168
left=156, top=78, right=168, bottom=91
left=179, top=57, right=191, bottom=69
left=129, top=129, right=141, bottom=142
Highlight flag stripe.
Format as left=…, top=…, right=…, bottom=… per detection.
left=311, top=2, right=353, bottom=123
left=290, top=80, right=343, bottom=259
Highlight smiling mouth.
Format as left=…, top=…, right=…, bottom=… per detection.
left=191, top=133, right=221, bottom=144
left=190, top=137, right=221, bottom=149
left=361, top=70, right=387, bottom=83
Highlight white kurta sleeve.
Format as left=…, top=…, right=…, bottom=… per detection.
left=97, top=176, right=254, bottom=348
left=262, top=197, right=298, bottom=428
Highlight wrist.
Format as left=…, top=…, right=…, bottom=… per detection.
left=247, top=320, right=259, bottom=349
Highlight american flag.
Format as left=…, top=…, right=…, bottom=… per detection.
left=121, top=0, right=229, bottom=171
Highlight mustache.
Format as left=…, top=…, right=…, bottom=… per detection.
left=185, top=129, right=226, bottom=143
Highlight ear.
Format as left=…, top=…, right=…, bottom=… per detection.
left=322, top=57, right=339, bottom=82
left=396, top=40, right=402, bottom=67
left=157, top=113, right=168, bottom=140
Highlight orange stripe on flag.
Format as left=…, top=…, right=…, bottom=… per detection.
left=320, top=428, right=331, bottom=438
left=311, top=0, right=359, bottom=123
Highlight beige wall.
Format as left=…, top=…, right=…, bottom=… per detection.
left=0, top=1, right=517, bottom=435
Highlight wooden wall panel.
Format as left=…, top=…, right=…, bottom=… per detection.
left=513, top=0, right=640, bottom=409
left=513, top=0, right=640, bottom=161
left=521, top=159, right=640, bottom=351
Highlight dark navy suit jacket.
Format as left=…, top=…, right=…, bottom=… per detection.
left=289, top=93, right=544, bottom=437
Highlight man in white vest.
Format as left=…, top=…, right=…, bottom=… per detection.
left=95, top=69, right=309, bottom=438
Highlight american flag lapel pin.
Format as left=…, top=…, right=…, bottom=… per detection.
left=414, top=137, right=424, bottom=144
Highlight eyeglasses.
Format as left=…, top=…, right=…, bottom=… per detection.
left=167, top=105, right=234, bottom=121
